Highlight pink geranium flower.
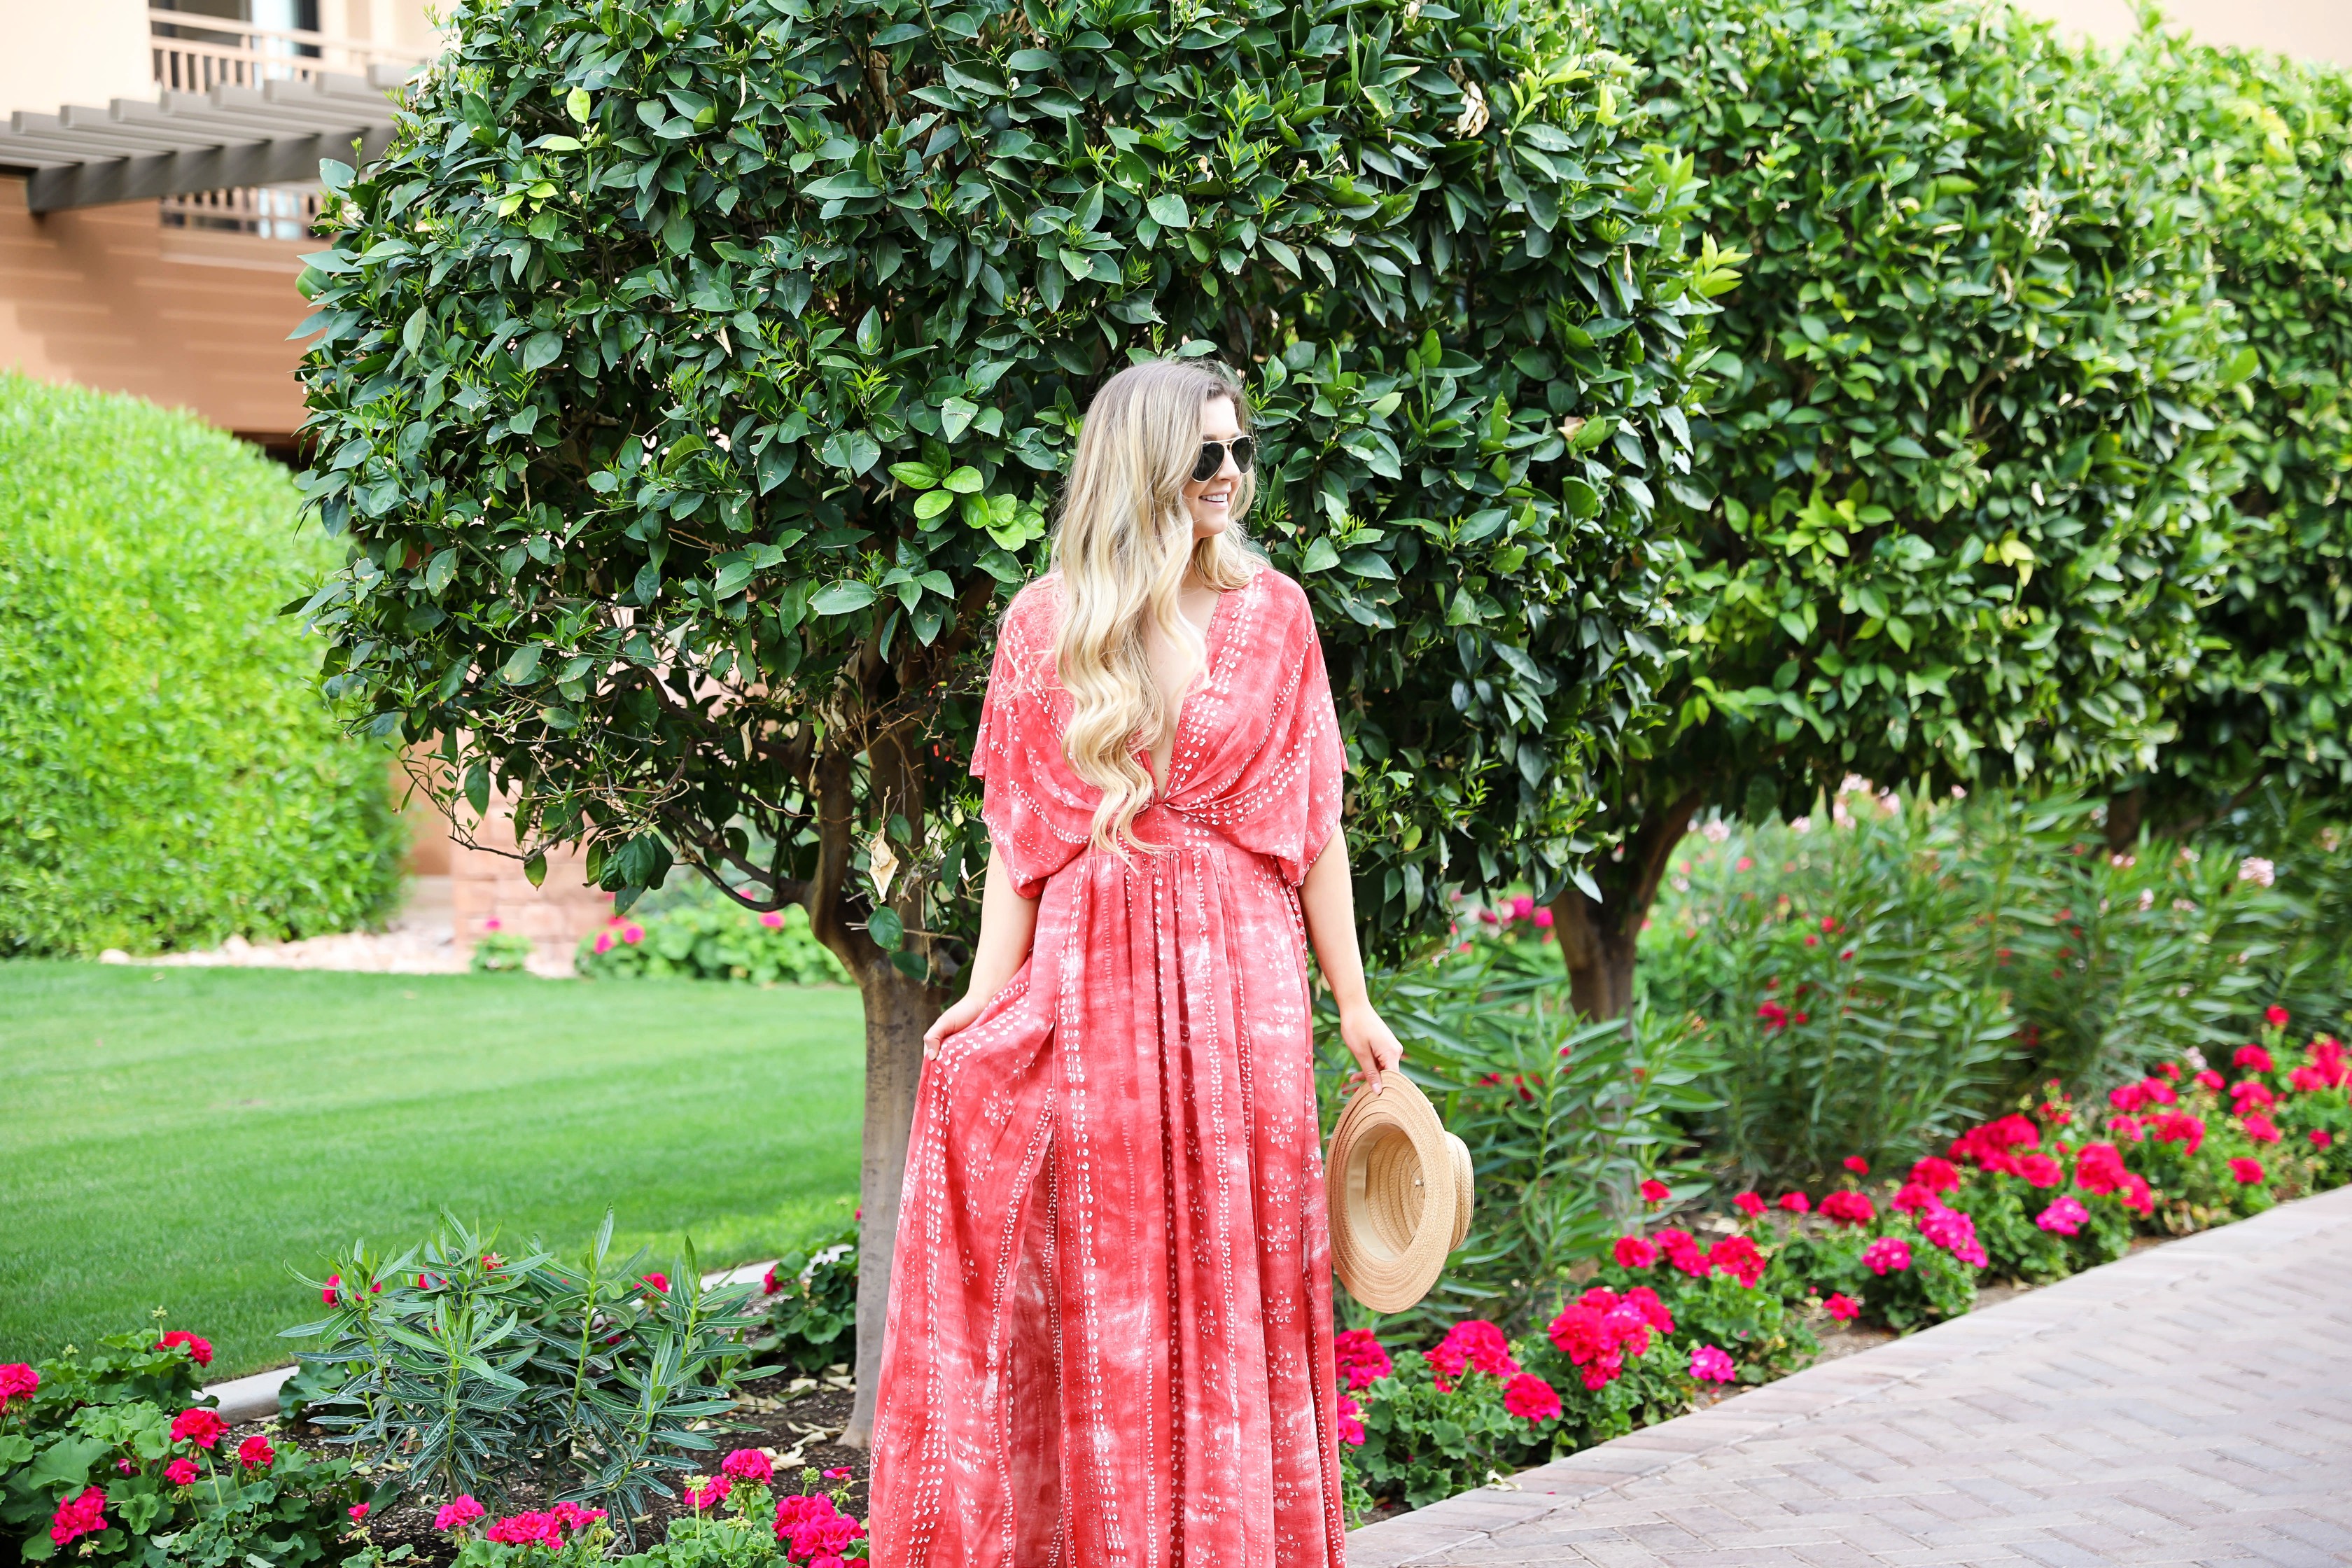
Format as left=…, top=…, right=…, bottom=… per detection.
left=1733, top=1192, right=1766, bottom=1218
left=237, top=1435, right=275, bottom=1471
left=1502, top=1373, right=1563, bottom=1423
left=0, top=1363, right=36, bottom=1410
left=1613, top=1234, right=1658, bottom=1269
left=435, top=1496, right=486, bottom=1532
left=1777, top=1192, right=1811, bottom=1214
left=1823, top=1293, right=1861, bottom=1322
left=158, top=1331, right=213, bottom=1366
left=2036, top=1197, right=2089, bottom=1236
left=1842, top=1156, right=1869, bottom=1176
left=722, top=1448, right=774, bottom=1484
left=1862, top=1237, right=1911, bottom=1275
left=1689, top=1345, right=1737, bottom=1384
left=686, top=1477, right=731, bottom=1510
left=2264, top=1004, right=2290, bottom=1028
left=2229, top=1158, right=2265, bottom=1184
left=2073, top=1143, right=2127, bottom=1194
left=1639, top=1179, right=1670, bottom=1205
left=594, top=931, right=615, bottom=954
left=2015, top=1153, right=2063, bottom=1188
left=165, top=1460, right=200, bottom=1487
left=1656, top=1228, right=1712, bottom=1278
left=2242, top=1114, right=2281, bottom=1144
left=2233, top=1043, right=2274, bottom=1073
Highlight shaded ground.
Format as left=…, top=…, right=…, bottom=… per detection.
left=244, top=1374, right=871, bottom=1565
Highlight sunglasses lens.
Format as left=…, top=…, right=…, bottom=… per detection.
left=1193, top=439, right=1256, bottom=482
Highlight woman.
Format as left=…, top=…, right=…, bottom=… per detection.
left=869, top=359, right=1404, bottom=1567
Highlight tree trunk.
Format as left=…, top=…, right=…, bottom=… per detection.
left=1546, top=788, right=1705, bottom=1023
left=1553, top=892, right=1641, bottom=1020
left=2104, top=785, right=2145, bottom=857
left=841, top=960, right=941, bottom=1448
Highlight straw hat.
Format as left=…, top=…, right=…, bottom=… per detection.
left=1325, top=1074, right=1474, bottom=1313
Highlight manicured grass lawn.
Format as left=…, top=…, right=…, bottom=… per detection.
left=0, top=962, right=865, bottom=1378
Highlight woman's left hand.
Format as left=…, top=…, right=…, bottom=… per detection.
left=1338, top=1002, right=1404, bottom=1096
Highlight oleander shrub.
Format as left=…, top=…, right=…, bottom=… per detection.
left=576, top=903, right=850, bottom=985
left=0, top=374, right=405, bottom=957
left=284, top=1213, right=764, bottom=1532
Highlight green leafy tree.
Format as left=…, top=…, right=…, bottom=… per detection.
left=1550, top=0, right=2244, bottom=1016
left=292, top=0, right=1718, bottom=1436
left=2104, top=25, right=2352, bottom=838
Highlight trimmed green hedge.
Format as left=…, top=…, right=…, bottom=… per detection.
left=0, top=374, right=405, bottom=955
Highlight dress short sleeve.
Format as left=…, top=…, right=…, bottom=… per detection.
left=969, top=582, right=1093, bottom=899
left=1209, top=573, right=1350, bottom=886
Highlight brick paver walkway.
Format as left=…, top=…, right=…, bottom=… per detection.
left=1348, top=1184, right=2352, bottom=1567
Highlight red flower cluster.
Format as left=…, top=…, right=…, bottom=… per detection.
left=1546, top=1286, right=1670, bottom=1392
left=2230, top=1157, right=2267, bottom=1185
left=1756, top=1000, right=1789, bottom=1031
left=1656, top=1228, right=1713, bottom=1277
left=2233, top=1044, right=2274, bottom=1073
left=1688, top=1345, right=1737, bottom=1385
left=165, top=1459, right=200, bottom=1487
left=1776, top=1192, right=1812, bottom=1214
left=0, top=1362, right=36, bottom=1410
left=1613, top=1234, right=1658, bottom=1268
left=1423, top=1319, right=1518, bottom=1391
left=1818, top=1191, right=1876, bottom=1228
left=170, top=1408, right=227, bottom=1450
left=1709, top=1234, right=1766, bottom=1287
left=774, top=1492, right=864, bottom=1566
left=1949, top=1114, right=2039, bottom=1172
left=1842, top=1156, right=1870, bottom=1176
left=482, top=1502, right=606, bottom=1547
left=1501, top=1372, right=1563, bottom=1423
left=1336, top=1328, right=1392, bottom=1391
left=2288, top=1038, right=2348, bottom=1092
left=1823, top=1293, right=1861, bottom=1322
left=686, top=1477, right=731, bottom=1510
left=237, top=1435, right=275, bottom=1471
left=1908, top=1157, right=1959, bottom=1193
left=2148, top=1112, right=2205, bottom=1153
left=158, top=1331, right=213, bottom=1367
left=1917, top=1203, right=1987, bottom=1268
left=49, top=1487, right=107, bottom=1546
left=1335, top=1390, right=1366, bottom=1448
left=1733, top=1192, right=1768, bottom=1218
left=1639, top=1179, right=1671, bottom=1205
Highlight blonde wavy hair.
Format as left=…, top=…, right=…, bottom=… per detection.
left=1051, top=358, right=1260, bottom=855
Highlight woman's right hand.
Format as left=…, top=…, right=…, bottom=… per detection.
left=923, top=988, right=990, bottom=1058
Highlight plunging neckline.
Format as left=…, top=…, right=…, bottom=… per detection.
left=1142, top=583, right=1233, bottom=794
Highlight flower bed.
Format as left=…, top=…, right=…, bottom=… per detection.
left=1336, top=1014, right=2351, bottom=1520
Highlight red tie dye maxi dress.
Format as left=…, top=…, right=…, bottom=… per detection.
left=871, top=564, right=1352, bottom=1568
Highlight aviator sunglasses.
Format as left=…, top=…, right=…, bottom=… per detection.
left=1191, top=436, right=1256, bottom=482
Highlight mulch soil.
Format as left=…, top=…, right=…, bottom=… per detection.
left=237, top=1373, right=869, bottom=1567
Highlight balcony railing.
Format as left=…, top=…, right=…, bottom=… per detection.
left=148, top=8, right=432, bottom=95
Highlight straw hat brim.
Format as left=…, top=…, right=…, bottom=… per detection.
left=1325, top=1074, right=1474, bottom=1314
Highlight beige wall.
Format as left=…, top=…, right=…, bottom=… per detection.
left=0, top=176, right=311, bottom=439
left=2015, top=0, right=2352, bottom=66
left=0, top=0, right=151, bottom=120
